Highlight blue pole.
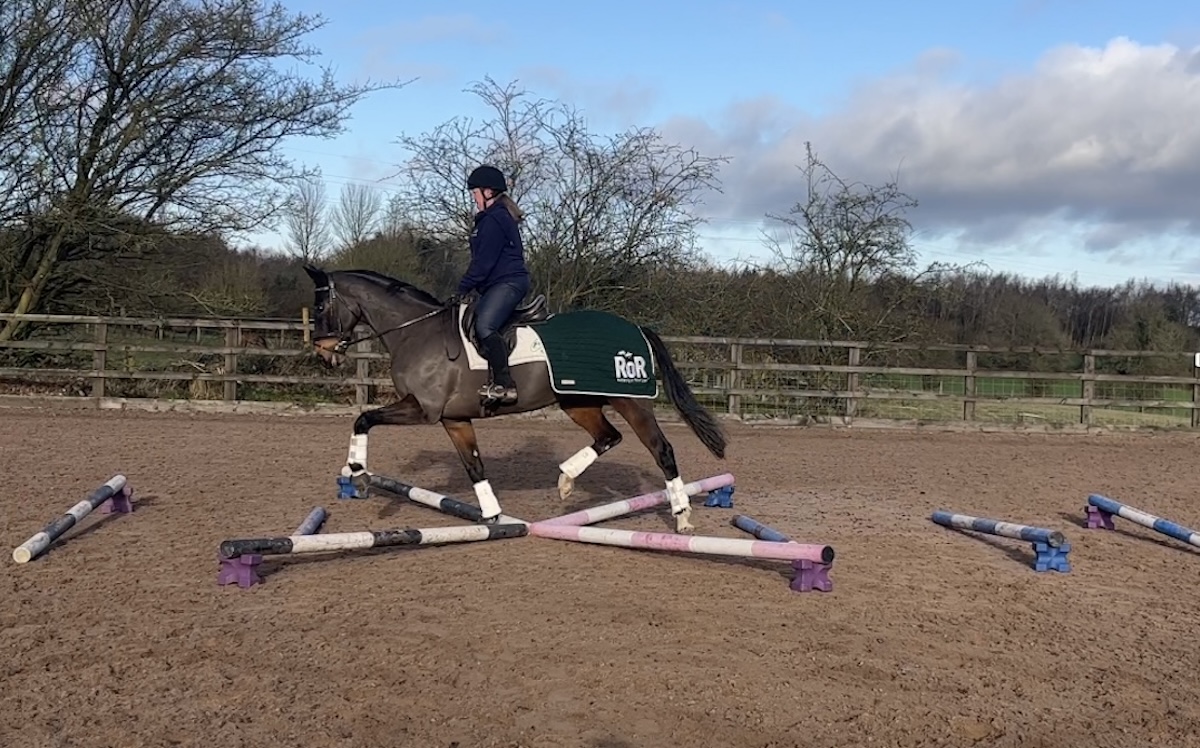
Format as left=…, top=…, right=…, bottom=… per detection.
left=931, top=510, right=1064, bottom=548
left=1088, top=494, right=1200, bottom=548
left=731, top=514, right=792, bottom=543
left=294, top=507, right=327, bottom=536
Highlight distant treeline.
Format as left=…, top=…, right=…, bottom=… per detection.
left=11, top=221, right=1194, bottom=361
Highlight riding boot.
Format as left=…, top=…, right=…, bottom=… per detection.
left=478, top=333, right=518, bottom=405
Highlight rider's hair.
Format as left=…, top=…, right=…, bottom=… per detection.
left=495, top=193, right=525, bottom=223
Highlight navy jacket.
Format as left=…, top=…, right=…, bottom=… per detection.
left=457, top=201, right=530, bottom=296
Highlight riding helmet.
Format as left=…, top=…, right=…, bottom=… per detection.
left=467, top=165, right=508, bottom=193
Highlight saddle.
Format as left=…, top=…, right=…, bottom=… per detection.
left=460, top=293, right=552, bottom=354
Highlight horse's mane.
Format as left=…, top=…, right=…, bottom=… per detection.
left=336, top=269, right=444, bottom=306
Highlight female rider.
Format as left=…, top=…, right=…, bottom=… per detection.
left=452, top=164, right=531, bottom=406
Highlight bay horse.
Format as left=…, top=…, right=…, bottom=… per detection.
left=302, top=265, right=728, bottom=534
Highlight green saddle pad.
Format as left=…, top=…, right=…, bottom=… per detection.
left=529, top=310, right=658, bottom=398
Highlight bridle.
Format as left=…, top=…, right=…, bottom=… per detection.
left=313, top=279, right=450, bottom=354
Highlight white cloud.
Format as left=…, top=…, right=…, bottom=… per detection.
left=661, top=37, right=1200, bottom=260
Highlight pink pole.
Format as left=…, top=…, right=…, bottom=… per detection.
left=528, top=523, right=835, bottom=564
left=540, top=473, right=736, bottom=527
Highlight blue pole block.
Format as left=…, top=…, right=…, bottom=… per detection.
left=704, top=485, right=734, bottom=508
left=336, top=476, right=366, bottom=500
left=1032, top=540, right=1071, bottom=573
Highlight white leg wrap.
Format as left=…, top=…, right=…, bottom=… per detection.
left=347, top=434, right=368, bottom=466
left=559, top=446, right=599, bottom=479
left=666, top=476, right=690, bottom=515
left=474, top=479, right=502, bottom=520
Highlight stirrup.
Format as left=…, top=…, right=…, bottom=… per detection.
left=478, top=382, right=518, bottom=405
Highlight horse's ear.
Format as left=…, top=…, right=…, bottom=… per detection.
left=302, top=264, right=325, bottom=284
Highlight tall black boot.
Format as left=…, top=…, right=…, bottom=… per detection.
left=478, top=333, right=518, bottom=405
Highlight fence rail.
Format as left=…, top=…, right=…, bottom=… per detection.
left=1, top=312, right=1198, bottom=429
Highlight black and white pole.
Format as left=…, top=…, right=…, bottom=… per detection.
left=219, top=522, right=528, bottom=560
left=218, top=506, right=329, bottom=589
left=352, top=469, right=528, bottom=525
left=12, top=475, right=133, bottom=564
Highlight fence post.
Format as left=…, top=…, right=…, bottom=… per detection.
left=356, top=339, right=373, bottom=406
left=223, top=326, right=239, bottom=401
left=1192, top=353, right=1199, bottom=428
left=1081, top=353, right=1095, bottom=425
left=963, top=350, right=976, bottom=421
left=92, top=322, right=107, bottom=400
left=728, top=342, right=743, bottom=416
left=844, top=346, right=861, bottom=419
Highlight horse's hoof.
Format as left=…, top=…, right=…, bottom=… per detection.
left=674, top=512, right=695, bottom=535
left=557, top=473, right=574, bottom=501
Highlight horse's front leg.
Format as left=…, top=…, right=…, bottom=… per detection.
left=341, top=395, right=428, bottom=479
left=441, top=417, right=503, bottom=522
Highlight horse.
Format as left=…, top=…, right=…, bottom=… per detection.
left=301, top=265, right=728, bottom=534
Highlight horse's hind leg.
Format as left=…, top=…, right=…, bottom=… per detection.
left=607, top=397, right=694, bottom=535
left=557, top=398, right=623, bottom=500
left=441, top=417, right=504, bottom=521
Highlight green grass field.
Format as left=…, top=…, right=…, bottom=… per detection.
left=698, top=371, right=1196, bottom=428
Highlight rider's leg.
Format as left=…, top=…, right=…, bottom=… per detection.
left=474, top=281, right=528, bottom=403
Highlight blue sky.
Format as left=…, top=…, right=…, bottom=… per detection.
left=255, top=0, right=1200, bottom=289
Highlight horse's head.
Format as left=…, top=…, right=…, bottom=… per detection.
left=302, top=264, right=361, bottom=367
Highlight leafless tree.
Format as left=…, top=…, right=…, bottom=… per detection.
left=763, top=142, right=965, bottom=342
left=282, top=177, right=332, bottom=262
left=330, top=182, right=383, bottom=250
left=0, top=0, right=80, bottom=313
left=0, top=0, right=408, bottom=340
left=389, top=77, right=729, bottom=310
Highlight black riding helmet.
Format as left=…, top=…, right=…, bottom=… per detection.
left=467, top=165, right=507, bottom=193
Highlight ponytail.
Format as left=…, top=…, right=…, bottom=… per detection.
left=496, top=193, right=525, bottom=223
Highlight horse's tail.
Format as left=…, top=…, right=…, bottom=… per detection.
left=640, top=325, right=727, bottom=460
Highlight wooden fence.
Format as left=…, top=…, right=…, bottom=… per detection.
left=1, top=312, right=1199, bottom=429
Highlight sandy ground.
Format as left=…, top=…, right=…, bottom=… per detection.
left=2, top=407, right=1200, bottom=748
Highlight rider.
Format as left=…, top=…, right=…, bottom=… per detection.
left=452, top=164, right=531, bottom=406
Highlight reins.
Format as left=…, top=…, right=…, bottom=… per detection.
left=316, top=281, right=451, bottom=354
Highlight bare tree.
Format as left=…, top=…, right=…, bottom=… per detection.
left=0, top=0, right=80, bottom=313
left=389, top=77, right=728, bottom=310
left=763, top=142, right=964, bottom=341
left=330, top=182, right=383, bottom=250
left=0, top=0, right=408, bottom=340
left=282, top=177, right=332, bottom=262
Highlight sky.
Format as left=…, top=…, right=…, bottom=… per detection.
left=253, top=0, right=1200, bottom=289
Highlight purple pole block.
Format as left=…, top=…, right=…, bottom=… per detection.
left=1085, top=505, right=1115, bottom=530
left=790, top=559, right=832, bottom=592
left=217, top=553, right=262, bottom=588
left=101, top=485, right=134, bottom=514
left=219, top=507, right=325, bottom=589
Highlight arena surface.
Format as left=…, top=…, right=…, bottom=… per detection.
left=2, top=407, right=1200, bottom=748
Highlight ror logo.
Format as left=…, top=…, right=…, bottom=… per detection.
left=613, top=350, right=649, bottom=382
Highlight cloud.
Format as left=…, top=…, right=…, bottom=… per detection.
left=514, top=66, right=660, bottom=128
left=661, top=37, right=1200, bottom=260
